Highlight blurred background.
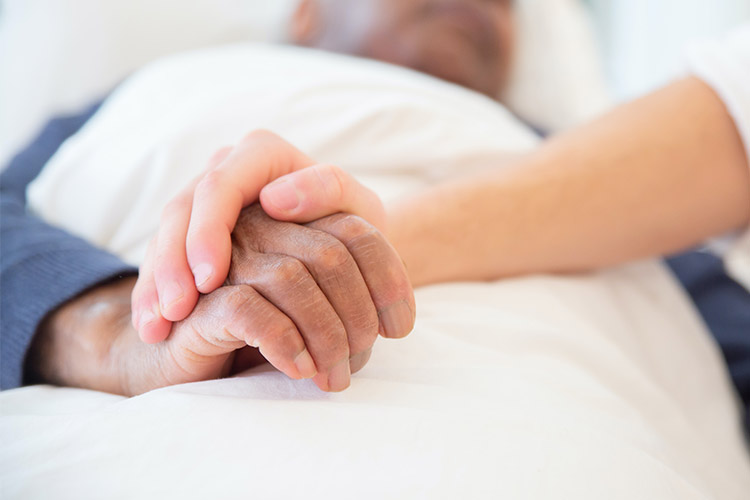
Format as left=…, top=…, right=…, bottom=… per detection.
left=1, top=0, right=749, bottom=167
left=588, top=0, right=750, bottom=99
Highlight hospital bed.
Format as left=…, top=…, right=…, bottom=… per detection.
left=1, top=1, right=749, bottom=498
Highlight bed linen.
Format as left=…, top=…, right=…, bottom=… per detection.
left=2, top=44, right=749, bottom=498
left=0, top=0, right=611, bottom=169
left=2, top=264, right=749, bottom=499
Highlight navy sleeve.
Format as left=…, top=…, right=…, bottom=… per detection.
left=667, top=253, right=750, bottom=434
left=0, top=102, right=138, bottom=390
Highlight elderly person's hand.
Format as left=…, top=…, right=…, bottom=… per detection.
left=27, top=275, right=295, bottom=396
left=224, top=203, right=412, bottom=391
left=27, top=200, right=413, bottom=395
left=26, top=204, right=408, bottom=395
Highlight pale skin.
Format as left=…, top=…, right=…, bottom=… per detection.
left=388, top=76, right=750, bottom=285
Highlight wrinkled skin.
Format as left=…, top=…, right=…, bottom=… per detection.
left=31, top=204, right=413, bottom=396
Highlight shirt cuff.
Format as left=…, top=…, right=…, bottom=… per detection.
left=686, top=26, right=750, bottom=292
left=1, top=247, right=136, bottom=390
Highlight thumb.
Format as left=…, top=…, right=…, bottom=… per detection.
left=259, top=164, right=386, bottom=232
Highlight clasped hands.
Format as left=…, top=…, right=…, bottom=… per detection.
left=35, top=131, right=415, bottom=396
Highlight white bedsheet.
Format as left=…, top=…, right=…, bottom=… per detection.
left=2, top=264, right=749, bottom=499
left=3, top=44, right=749, bottom=498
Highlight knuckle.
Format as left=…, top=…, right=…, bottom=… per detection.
left=301, top=322, right=349, bottom=370
left=311, top=237, right=351, bottom=271
left=328, top=164, right=348, bottom=185
left=257, top=323, right=300, bottom=353
left=315, top=164, right=345, bottom=200
left=334, top=214, right=377, bottom=243
left=195, top=169, right=224, bottom=195
left=161, top=195, right=191, bottom=221
left=222, top=285, right=260, bottom=319
left=269, top=257, right=309, bottom=284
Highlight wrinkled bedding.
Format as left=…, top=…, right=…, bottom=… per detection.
left=2, top=44, right=748, bottom=499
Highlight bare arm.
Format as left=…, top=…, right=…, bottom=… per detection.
left=388, top=77, right=750, bottom=287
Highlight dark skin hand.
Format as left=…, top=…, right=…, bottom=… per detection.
left=27, top=205, right=415, bottom=396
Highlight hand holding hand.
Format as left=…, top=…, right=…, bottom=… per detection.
left=132, top=130, right=391, bottom=342
left=221, top=203, right=413, bottom=390
left=127, top=131, right=414, bottom=391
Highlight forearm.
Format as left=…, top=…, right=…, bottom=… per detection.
left=389, top=77, right=750, bottom=287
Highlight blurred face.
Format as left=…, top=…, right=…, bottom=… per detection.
left=291, top=0, right=516, bottom=98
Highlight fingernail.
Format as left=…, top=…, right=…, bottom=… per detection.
left=160, top=281, right=184, bottom=310
left=294, top=349, right=317, bottom=379
left=327, top=359, right=351, bottom=392
left=192, top=263, right=213, bottom=288
left=379, top=300, right=414, bottom=338
left=264, top=179, right=300, bottom=212
left=349, top=348, right=373, bottom=374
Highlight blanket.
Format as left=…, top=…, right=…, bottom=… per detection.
left=5, top=43, right=749, bottom=499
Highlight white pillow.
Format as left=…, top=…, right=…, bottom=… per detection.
left=27, top=44, right=539, bottom=263
left=0, top=0, right=297, bottom=166
left=504, top=0, right=613, bottom=131
left=0, top=0, right=611, bottom=167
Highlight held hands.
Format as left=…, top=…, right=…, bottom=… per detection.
left=131, top=131, right=415, bottom=391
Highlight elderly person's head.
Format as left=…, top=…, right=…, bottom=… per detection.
left=289, top=0, right=516, bottom=98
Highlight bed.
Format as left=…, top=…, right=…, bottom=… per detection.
left=2, top=2, right=749, bottom=498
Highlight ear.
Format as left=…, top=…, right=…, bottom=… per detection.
left=289, top=0, right=323, bottom=46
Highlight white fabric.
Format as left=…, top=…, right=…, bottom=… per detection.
left=503, top=0, right=612, bottom=131
left=6, top=43, right=749, bottom=498
left=27, top=45, right=539, bottom=264
left=687, top=25, right=750, bottom=291
left=0, top=0, right=297, bottom=167
left=2, top=264, right=749, bottom=499
left=0, top=0, right=612, bottom=168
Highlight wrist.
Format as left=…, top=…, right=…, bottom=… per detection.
left=25, top=276, right=137, bottom=394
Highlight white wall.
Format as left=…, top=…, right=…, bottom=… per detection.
left=588, top=0, right=750, bottom=99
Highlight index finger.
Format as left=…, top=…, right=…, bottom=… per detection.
left=186, top=130, right=316, bottom=293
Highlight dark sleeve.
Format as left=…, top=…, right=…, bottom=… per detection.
left=667, top=252, right=750, bottom=434
left=0, top=102, right=138, bottom=390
